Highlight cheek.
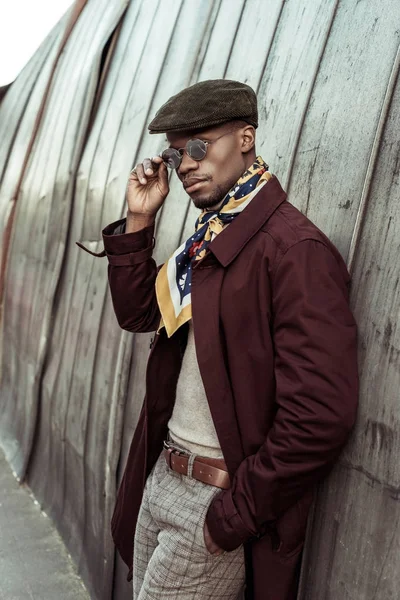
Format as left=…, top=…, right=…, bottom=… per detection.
left=203, top=158, right=226, bottom=181
left=201, top=147, right=240, bottom=183
left=217, top=145, right=242, bottom=173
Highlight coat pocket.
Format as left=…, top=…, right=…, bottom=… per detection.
left=271, top=488, right=314, bottom=560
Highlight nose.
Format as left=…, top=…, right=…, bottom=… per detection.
left=177, top=151, right=199, bottom=177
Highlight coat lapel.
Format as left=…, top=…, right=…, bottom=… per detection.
left=208, top=175, right=287, bottom=266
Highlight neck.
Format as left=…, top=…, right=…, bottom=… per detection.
left=244, top=152, right=257, bottom=170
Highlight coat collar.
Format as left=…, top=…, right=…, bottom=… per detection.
left=207, top=175, right=287, bottom=267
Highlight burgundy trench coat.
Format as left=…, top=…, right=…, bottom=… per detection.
left=101, top=176, right=358, bottom=600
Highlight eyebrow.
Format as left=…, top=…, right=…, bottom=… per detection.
left=165, top=135, right=212, bottom=149
left=164, top=137, right=181, bottom=149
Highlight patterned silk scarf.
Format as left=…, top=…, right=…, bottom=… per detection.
left=155, top=156, right=273, bottom=337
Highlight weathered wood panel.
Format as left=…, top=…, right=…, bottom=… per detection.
left=0, top=20, right=64, bottom=184
left=225, top=0, right=284, bottom=88
left=257, top=0, right=339, bottom=187
left=0, top=14, right=68, bottom=292
left=299, top=53, right=400, bottom=600
left=0, top=1, right=399, bottom=599
left=0, top=2, right=129, bottom=599
left=288, top=0, right=400, bottom=258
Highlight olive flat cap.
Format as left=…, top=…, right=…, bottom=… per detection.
left=148, top=79, right=258, bottom=134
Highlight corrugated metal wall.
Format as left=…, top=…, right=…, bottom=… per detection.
left=0, top=1, right=399, bottom=599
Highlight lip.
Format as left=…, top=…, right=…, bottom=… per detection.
left=184, top=179, right=207, bottom=194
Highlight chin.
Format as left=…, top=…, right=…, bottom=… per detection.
left=191, top=197, right=217, bottom=209
left=190, top=186, right=227, bottom=210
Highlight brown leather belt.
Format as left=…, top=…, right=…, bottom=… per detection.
left=163, top=442, right=230, bottom=489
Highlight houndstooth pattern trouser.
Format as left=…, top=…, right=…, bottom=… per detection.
left=133, top=447, right=246, bottom=599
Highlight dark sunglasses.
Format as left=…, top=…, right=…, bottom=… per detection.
left=161, top=131, right=234, bottom=169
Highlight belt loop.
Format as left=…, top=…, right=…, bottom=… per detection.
left=187, top=452, right=197, bottom=478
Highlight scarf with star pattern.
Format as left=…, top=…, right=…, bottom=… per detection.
left=155, top=156, right=272, bottom=337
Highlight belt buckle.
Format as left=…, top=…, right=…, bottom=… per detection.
left=163, top=439, right=184, bottom=469
left=163, top=439, right=185, bottom=456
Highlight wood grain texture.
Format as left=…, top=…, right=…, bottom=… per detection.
left=288, top=0, right=400, bottom=258
left=303, top=69, right=400, bottom=600
left=257, top=0, right=339, bottom=188
left=0, top=2, right=129, bottom=599
left=0, top=1, right=399, bottom=599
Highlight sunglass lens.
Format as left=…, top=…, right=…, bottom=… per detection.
left=187, top=139, right=207, bottom=161
left=161, top=148, right=181, bottom=169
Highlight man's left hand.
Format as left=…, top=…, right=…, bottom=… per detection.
left=203, top=521, right=224, bottom=555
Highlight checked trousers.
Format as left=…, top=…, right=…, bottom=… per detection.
left=133, top=448, right=246, bottom=600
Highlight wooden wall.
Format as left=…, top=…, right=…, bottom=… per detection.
left=0, top=1, right=399, bottom=598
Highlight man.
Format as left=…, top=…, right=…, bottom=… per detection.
left=82, top=80, right=358, bottom=599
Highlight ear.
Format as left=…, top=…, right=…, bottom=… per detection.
left=241, top=125, right=256, bottom=153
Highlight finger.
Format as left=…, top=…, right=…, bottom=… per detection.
left=211, top=542, right=224, bottom=555
left=143, top=158, right=156, bottom=175
left=157, top=160, right=168, bottom=182
left=151, top=155, right=164, bottom=175
left=135, top=163, right=147, bottom=185
left=204, top=535, right=220, bottom=555
left=155, top=163, right=169, bottom=195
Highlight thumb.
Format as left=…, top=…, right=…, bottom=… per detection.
left=157, top=161, right=169, bottom=190
left=157, top=160, right=168, bottom=180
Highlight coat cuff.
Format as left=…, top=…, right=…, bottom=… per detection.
left=205, top=489, right=256, bottom=551
left=102, top=218, right=155, bottom=261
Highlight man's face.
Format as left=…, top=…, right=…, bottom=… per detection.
left=165, top=122, right=254, bottom=210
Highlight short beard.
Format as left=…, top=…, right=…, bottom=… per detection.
left=190, top=181, right=237, bottom=210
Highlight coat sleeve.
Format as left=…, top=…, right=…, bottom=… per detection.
left=206, top=239, right=359, bottom=550
left=102, top=218, right=161, bottom=332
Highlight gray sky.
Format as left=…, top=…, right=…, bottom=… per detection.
left=0, top=0, right=74, bottom=86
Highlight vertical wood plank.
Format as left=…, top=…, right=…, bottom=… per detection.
left=288, top=0, right=400, bottom=258
left=300, top=67, right=400, bottom=600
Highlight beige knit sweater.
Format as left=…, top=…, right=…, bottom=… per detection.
left=168, top=320, right=224, bottom=458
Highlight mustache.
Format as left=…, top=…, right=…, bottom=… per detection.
left=183, top=176, right=211, bottom=189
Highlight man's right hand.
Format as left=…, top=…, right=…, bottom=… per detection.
left=126, top=155, right=169, bottom=232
